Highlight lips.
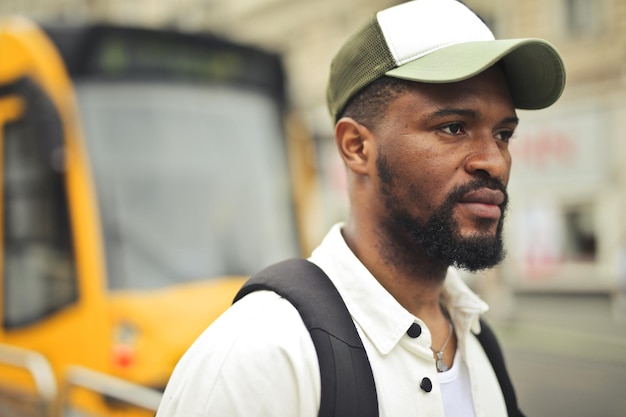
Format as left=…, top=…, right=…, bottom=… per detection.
left=459, top=189, right=506, bottom=206
left=457, top=188, right=506, bottom=219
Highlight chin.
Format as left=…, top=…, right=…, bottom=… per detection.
left=459, top=225, right=500, bottom=239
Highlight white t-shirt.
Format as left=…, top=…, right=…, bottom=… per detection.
left=439, top=350, right=476, bottom=417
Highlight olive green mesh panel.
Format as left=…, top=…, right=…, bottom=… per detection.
left=327, top=18, right=396, bottom=121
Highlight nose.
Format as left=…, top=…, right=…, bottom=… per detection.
left=463, top=136, right=511, bottom=182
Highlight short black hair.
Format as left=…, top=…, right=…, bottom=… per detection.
left=339, top=76, right=413, bottom=128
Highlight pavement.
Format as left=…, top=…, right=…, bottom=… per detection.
left=488, top=292, right=626, bottom=417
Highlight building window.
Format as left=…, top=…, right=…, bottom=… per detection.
left=564, top=0, right=604, bottom=37
left=562, top=203, right=597, bottom=261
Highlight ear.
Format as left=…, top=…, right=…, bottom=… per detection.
left=335, top=117, right=375, bottom=176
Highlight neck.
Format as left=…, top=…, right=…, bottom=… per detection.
left=342, top=218, right=448, bottom=318
left=342, top=217, right=458, bottom=369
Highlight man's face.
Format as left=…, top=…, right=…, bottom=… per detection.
left=371, top=66, right=517, bottom=272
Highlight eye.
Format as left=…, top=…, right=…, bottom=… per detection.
left=495, top=130, right=515, bottom=143
left=440, top=123, right=465, bottom=135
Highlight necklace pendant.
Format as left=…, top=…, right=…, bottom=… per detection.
left=435, top=351, right=448, bottom=372
left=436, top=357, right=449, bottom=372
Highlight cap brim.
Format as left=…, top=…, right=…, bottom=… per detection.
left=385, top=38, right=565, bottom=110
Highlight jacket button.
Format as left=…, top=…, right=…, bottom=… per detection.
left=407, top=323, right=422, bottom=338
left=420, top=377, right=433, bottom=393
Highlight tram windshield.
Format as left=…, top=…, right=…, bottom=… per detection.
left=76, top=81, right=299, bottom=290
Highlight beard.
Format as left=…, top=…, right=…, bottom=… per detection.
left=377, top=154, right=508, bottom=273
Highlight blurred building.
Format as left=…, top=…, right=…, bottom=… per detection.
left=466, top=0, right=626, bottom=320
left=2, top=0, right=625, bottom=316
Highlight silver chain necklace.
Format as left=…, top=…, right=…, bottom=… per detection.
left=431, top=320, right=453, bottom=372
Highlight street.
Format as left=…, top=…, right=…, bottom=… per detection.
left=506, top=349, right=626, bottom=417
left=490, top=293, right=626, bottom=417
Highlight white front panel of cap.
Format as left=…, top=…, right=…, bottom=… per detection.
left=377, top=0, right=495, bottom=65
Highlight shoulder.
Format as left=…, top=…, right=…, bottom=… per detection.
left=157, top=291, right=320, bottom=417
left=211, top=290, right=315, bottom=349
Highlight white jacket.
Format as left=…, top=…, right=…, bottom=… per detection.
left=157, top=223, right=508, bottom=417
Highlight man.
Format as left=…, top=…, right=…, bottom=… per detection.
left=156, top=0, right=565, bottom=416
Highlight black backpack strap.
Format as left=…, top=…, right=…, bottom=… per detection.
left=475, top=319, right=525, bottom=417
left=233, top=258, right=379, bottom=417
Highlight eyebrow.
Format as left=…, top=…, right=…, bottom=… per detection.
left=430, top=108, right=478, bottom=119
left=428, top=108, right=519, bottom=126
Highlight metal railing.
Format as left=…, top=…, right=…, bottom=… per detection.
left=0, top=343, right=162, bottom=417
left=0, top=343, right=57, bottom=417
left=62, top=366, right=162, bottom=415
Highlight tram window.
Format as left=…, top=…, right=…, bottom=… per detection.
left=2, top=80, right=78, bottom=329
left=76, top=82, right=298, bottom=289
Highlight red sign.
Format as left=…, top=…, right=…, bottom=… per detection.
left=511, top=130, right=577, bottom=169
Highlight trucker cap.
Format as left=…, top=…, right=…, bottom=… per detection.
left=327, top=0, right=566, bottom=121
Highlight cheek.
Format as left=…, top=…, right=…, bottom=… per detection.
left=504, top=150, right=513, bottom=183
left=397, top=150, right=453, bottom=211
